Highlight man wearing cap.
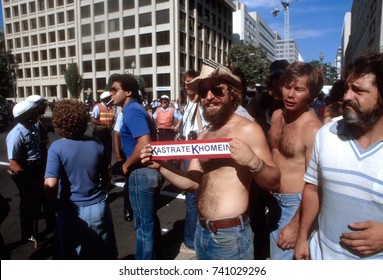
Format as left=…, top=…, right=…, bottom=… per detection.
left=152, top=95, right=182, bottom=141
left=6, top=100, right=43, bottom=245
left=91, top=91, right=115, bottom=168
left=267, top=62, right=323, bottom=259
left=141, top=64, right=280, bottom=260
left=110, top=74, right=161, bottom=260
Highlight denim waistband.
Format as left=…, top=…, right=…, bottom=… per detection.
left=272, top=192, right=302, bottom=204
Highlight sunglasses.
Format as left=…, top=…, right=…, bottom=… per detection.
left=199, top=85, right=226, bottom=98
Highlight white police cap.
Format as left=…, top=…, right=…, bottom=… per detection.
left=13, top=100, right=36, bottom=119
left=25, top=94, right=46, bottom=104
left=100, top=91, right=111, bottom=100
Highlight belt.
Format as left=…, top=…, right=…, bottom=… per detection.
left=199, top=213, right=248, bottom=234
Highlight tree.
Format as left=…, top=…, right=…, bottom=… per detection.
left=64, top=62, right=83, bottom=99
left=228, top=45, right=269, bottom=89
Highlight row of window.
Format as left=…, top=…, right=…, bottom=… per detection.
left=3, top=0, right=73, bottom=18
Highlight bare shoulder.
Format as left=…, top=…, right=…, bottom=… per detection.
left=302, top=110, right=322, bottom=132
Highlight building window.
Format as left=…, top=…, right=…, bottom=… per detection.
left=109, top=38, right=120, bottom=51
left=59, top=64, right=66, bottom=75
left=21, top=3, right=27, bottom=15
left=95, top=40, right=105, bottom=53
left=22, top=20, right=29, bottom=31
left=33, top=67, right=40, bottom=78
left=39, top=16, right=46, bottom=28
left=12, top=5, right=19, bottom=17
left=82, top=24, right=91, bottom=37
left=42, top=66, right=48, bottom=77
left=141, top=74, right=153, bottom=88
left=156, top=31, right=169, bottom=45
left=108, top=0, right=119, bottom=13
left=59, top=47, right=66, bottom=58
left=32, top=51, right=39, bottom=62
left=57, top=12, right=65, bottom=24
left=139, top=33, right=152, bottom=47
left=109, top=19, right=120, bottom=32
left=139, top=0, right=151, bottom=7
left=25, top=69, right=32, bottom=78
left=29, top=2, right=36, bottom=13
left=123, top=0, right=134, bottom=9
left=123, top=15, right=135, bottom=29
left=68, top=46, right=76, bottom=57
left=24, top=52, right=31, bottom=63
left=156, top=9, right=169, bottom=25
left=67, top=28, right=75, bottom=40
left=81, top=5, right=91, bottom=18
left=96, top=59, right=106, bottom=71
left=67, top=10, right=75, bottom=22
left=82, top=42, right=92, bottom=55
left=139, top=13, right=152, bottom=27
left=13, top=22, right=20, bottom=33
left=156, top=0, right=168, bottom=3
left=124, top=56, right=136, bottom=70
left=140, top=54, right=152, bottom=67
left=15, top=38, right=21, bottom=48
left=30, top=18, right=37, bottom=29
left=94, top=22, right=105, bottom=35
left=94, top=2, right=104, bottom=16
left=49, top=31, right=56, bottom=43
left=40, top=33, right=47, bottom=44
left=58, top=30, right=66, bottom=41
left=157, top=52, right=170, bottom=66
left=49, top=49, right=57, bottom=59
left=47, top=0, right=54, bottom=9
left=57, top=0, right=64, bottom=7
left=23, top=37, right=29, bottom=47
left=109, top=57, right=120, bottom=70
left=157, top=73, right=170, bottom=86
left=48, top=14, right=55, bottom=26
left=83, top=61, right=92, bottom=73
left=124, top=35, right=136, bottom=49
left=31, top=35, right=38, bottom=45
left=50, top=65, right=57, bottom=76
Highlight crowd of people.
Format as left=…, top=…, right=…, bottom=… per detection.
left=3, top=52, right=383, bottom=260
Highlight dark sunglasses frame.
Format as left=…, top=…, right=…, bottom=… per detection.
left=198, top=85, right=226, bottom=98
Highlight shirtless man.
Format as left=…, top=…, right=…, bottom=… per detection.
left=140, top=64, right=280, bottom=260
left=267, top=62, right=323, bottom=259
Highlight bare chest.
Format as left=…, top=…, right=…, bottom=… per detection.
left=269, top=120, right=302, bottom=158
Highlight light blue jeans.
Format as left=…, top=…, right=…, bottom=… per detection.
left=55, top=196, right=118, bottom=260
left=269, top=193, right=302, bottom=260
left=194, top=217, right=254, bottom=260
left=127, top=167, right=162, bottom=260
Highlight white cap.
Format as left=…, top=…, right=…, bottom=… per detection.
left=100, top=91, right=111, bottom=100
left=25, top=95, right=46, bottom=104
left=13, top=100, right=36, bottom=119
left=160, top=95, right=169, bottom=100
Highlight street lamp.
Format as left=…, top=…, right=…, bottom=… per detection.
left=131, top=60, right=136, bottom=75
left=319, top=52, right=324, bottom=65
left=11, top=72, right=16, bottom=102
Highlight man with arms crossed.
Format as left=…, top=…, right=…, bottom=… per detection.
left=268, top=62, right=323, bottom=259
left=141, top=65, right=280, bottom=260
left=295, top=53, right=383, bottom=259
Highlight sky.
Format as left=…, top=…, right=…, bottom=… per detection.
left=0, top=0, right=352, bottom=65
left=243, top=0, right=353, bottom=64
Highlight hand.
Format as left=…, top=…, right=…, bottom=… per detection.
left=294, top=237, right=310, bottom=260
left=229, top=138, right=261, bottom=170
left=140, top=144, right=161, bottom=169
left=278, top=222, right=299, bottom=250
left=341, top=220, right=383, bottom=256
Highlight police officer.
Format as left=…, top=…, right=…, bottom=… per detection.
left=6, top=100, right=45, bottom=246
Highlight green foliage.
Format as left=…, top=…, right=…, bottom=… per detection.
left=64, top=62, right=83, bottom=99
left=228, top=45, right=269, bottom=89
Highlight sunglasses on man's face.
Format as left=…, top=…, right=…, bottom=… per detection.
left=199, top=85, right=226, bottom=99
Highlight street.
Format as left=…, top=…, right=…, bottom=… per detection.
left=0, top=116, right=189, bottom=260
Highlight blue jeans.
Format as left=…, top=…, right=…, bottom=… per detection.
left=269, top=193, right=302, bottom=260
left=55, top=196, right=118, bottom=260
left=127, top=167, right=161, bottom=260
left=194, top=217, right=254, bottom=260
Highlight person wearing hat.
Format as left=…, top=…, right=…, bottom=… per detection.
left=91, top=91, right=115, bottom=168
left=6, top=100, right=43, bottom=245
left=140, top=63, right=280, bottom=260
left=110, top=74, right=161, bottom=260
left=152, top=95, right=182, bottom=141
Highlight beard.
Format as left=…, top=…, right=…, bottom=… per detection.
left=203, top=102, right=234, bottom=129
left=342, top=100, right=383, bottom=131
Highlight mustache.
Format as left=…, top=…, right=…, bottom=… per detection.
left=342, top=100, right=359, bottom=111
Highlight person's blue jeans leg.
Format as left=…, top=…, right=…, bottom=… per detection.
left=184, top=191, right=198, bottom=249
left=128, top=167, right=161, bottom=260
left=194, top=218, right=254, bottom=260
left=269, top=193, right=301, bottom=260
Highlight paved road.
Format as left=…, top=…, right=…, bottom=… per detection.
left=0, top=117, right=191, bottom=260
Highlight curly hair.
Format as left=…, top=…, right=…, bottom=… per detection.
left=52, top=99, right=89, bottom=139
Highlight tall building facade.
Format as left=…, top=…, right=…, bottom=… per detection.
left=345, top=0, right=383, bottom=64
left=2, top=0, right=235, bottom=103
left=232, top=2, right=276, bottom=62
left=275, top=39, right=301, bottom=63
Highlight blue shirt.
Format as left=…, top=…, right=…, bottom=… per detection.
left=120, top=99, right=156, bottom=158
left=6, top=123, right=41, bottom=162
left=45, top=137, right=107, bottom=207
